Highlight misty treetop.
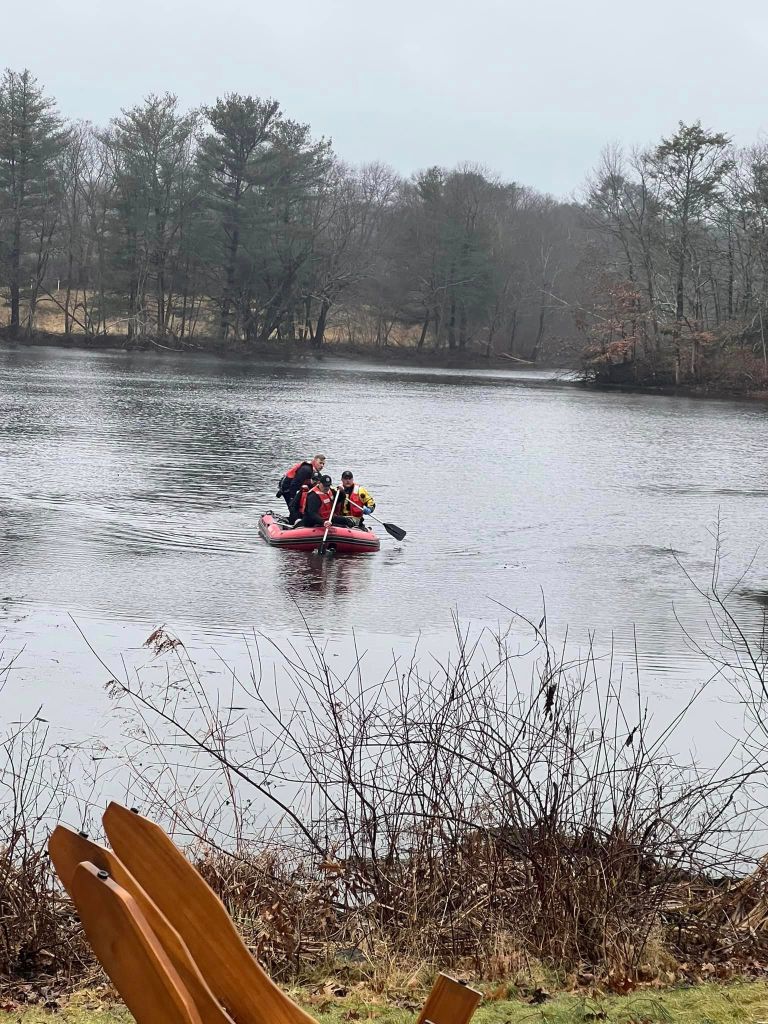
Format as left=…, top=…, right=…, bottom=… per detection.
left=0, top=69, right=766, bottom=389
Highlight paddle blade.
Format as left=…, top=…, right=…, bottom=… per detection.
left=383, top=522, right=406, bottom=541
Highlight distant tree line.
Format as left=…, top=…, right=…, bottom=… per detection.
left=0, top=68, right=766, bottom=386
left=584, top=123, right=768, bottom=389
left=0, top=69, right=584, bottom=360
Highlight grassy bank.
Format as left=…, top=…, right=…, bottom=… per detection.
left=0, top=323, right=544, bottom=372
left=8, top=981, right=768, bottom=1024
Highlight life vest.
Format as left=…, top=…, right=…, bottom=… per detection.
left=278, top=460, right=311, bottom=496
left=294, top=484, right=310, bottom=516
left=340, top=487, right=366, bottom=518
left=339, top=486, right=373, bottom=518
left=308, top=485, right=333, bottom=522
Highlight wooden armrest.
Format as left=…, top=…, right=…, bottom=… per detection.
left=49, top=826, right=233, bottom=1024
left=70, top=860, right=203, bottom=1024
left=103, top=802, right=319, bottom=1024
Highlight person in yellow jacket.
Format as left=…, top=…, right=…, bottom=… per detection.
left=336, top=470, right=375, bottom=527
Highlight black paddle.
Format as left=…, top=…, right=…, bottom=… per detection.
left=367, top=512, right=406, bottom=541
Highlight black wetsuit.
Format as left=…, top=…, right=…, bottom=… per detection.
left=282, top=462, right=317, bottom=518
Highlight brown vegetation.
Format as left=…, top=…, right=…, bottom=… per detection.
left=4, top=574, right=768, bottom=997
left=583, top=125, right=768, bottom=392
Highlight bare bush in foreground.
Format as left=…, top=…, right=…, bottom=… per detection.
left=103, top=614, right=754, bottom=982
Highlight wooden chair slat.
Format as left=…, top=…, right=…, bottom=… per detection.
left=49, top=826, right=233, bottom=1024
left=102, top=802, right=319, bottom=1024
left=70, top=861, right=203, bottom=1024
left=52, top=811, right=482, bottom=1024
left=416, top=975, right=482, bottom=1024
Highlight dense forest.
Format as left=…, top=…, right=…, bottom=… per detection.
left=1, top=68, right=768, bottom=390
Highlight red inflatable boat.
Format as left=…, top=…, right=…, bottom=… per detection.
left=258, top=512, right=380, bottom=554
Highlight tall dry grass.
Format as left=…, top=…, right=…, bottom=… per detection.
left=103, top=610, right=761, bottom=984
left=3, top=581, right=768, bottom=992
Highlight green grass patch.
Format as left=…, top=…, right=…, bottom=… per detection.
left=8, top=981, right=768, bottom=1024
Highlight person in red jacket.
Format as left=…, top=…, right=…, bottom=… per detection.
left=297, top=475, right=336, bottom=527
left=289, top=479, right=322, bottom=522
left=278, top=454, right=325, bottom=520
left=296, top=476, right=359, bottom=530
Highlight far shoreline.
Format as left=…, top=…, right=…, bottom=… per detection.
left=3, top=328, right=767, bottom=402
left=0, top=326, right=537, bottom=373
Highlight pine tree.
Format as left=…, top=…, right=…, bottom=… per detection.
left=101, top=94, right=199, bottom=338
left=650, top=121, right=732, bottom=382
left=198, top=94, right=329, bottom=340
left=0, top=69, right=67, bottom=334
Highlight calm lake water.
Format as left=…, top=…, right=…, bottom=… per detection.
left=1, top=345, right=767, bottom=748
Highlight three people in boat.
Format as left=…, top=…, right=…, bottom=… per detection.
left=279, top=460, right=376, bottom=531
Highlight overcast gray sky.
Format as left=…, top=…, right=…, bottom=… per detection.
left=7, top=0, right=768, bottom=197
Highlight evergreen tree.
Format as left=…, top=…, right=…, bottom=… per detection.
left=102, top=94, right=199, bottom=337
left=649, top=121, right=732, bottom=381
left=0, top=69, right=67, bottom=334
left=197, top=94, right=329, bottom=340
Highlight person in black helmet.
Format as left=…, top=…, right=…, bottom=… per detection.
left=297, top=474, right=335, bottom=527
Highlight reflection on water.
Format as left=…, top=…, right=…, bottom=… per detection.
left=278, top=548, right=378, bottom=600
left=1, top=345, right=768, bottom=731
